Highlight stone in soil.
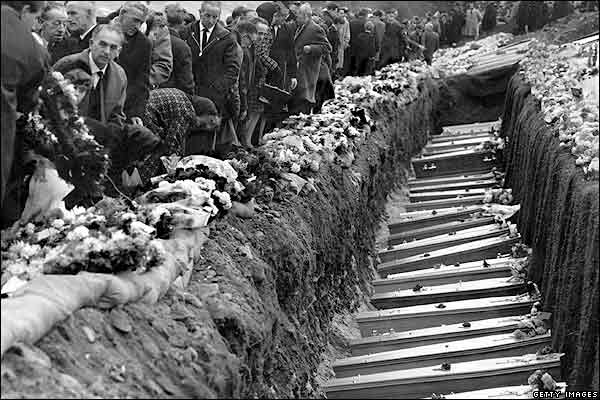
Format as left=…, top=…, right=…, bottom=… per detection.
left=109, top=309, right=133, bottom=333
left=81, top=325, right=96, bottom=343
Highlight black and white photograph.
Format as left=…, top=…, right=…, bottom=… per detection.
left=1, top=0, right=598, bottom=398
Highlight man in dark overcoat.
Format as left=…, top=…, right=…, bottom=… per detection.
left=1, top=1, right=47, bottom=223
left=290, top=3, right=332, bottom=115
left=183, top=1, right=243, bottom=153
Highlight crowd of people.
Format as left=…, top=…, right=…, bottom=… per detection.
left=1, top=0, right=591, bottom=226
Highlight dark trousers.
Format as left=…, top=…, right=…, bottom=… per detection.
left=288, top=97, right=313, bottom=115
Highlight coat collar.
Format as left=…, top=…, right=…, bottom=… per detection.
left=192, top=21, right=230, bottom=55
left=294, top=19, right=313, bottom=42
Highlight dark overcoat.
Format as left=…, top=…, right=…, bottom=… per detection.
left=293, top=20, right=332, bottom=104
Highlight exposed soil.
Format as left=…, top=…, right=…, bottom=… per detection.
left=1, top=77, right=438, bottom=398
left=3, top=12, right=597, bottom=398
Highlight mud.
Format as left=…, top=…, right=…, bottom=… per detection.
left=1, top=78, right=438, bottom=398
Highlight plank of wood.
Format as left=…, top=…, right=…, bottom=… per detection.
left=467, top=57, right=523, bottom=76
left=373, top=257, right=516, bottom=293
left=404, top=195, right=485, bottom=212
left=356, top=295, right=535, bottom=336
left=387, top=216, right=494, bottom=246
left=408, top=172, right=495, bottom=188
left=430, top=132, right=494, bottom=143
left=425, top=136, right=495, bottom=151
left=409, top=179, right=498, bottom=193
left=437, top=383, right=567, bottom=399
left=350, top=315, right=524, bottom=356
left=441, top=121, right=500, bottom=134
left=409, top=188, right=488, bottom=203
left=371, top=277, right=526, bottom=309
left=334, top=332, right=551, bottom=378
left=378, top=235, right=520, bottom=277
left=385, top=223, right=507, bottom=259
left=388, top=206, right=485, bottom=234
left=323, top=353, right=563, bottom=399
left=412, top=149, right=497, bottom=178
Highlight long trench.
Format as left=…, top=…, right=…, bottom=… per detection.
left=324, top=119, right=564, bottom=399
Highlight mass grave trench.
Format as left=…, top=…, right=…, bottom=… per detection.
left=430, top=63, right=598, bottom=391
left=0, top=75, right=441, bottom=397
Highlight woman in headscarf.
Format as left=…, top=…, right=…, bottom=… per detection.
left=139, top=88, right=220, bottom=185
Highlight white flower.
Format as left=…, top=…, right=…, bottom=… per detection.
left=110, top=230, right=129, bottom=242
left=213, top=190, right=232, bottom=210
left=51, top=218, right=65, bottom=230
left=121, top=212, right=137, bottom=222
left=233, top=181, right=245, bottom=193
left=71, top=206, right=87, bottom=216
left=20, top=244, right=41, bottom=261
left=66, top=225, right=90, bottom=241
left=194, top=177, right=217, bottom=192
left=24, top=223, right=36, bottom=236
left=130, top=220, right=156, bottom=238
left=310, top=160, right=320, bottom=172
left=290, top=163, right=301, bottom=173
left=8, top=241, right=27, bottom=256
left=27, top=259, right=45, bottom=279
left=82, top=237, right=104, bottom=252
left=6, top=261, right=29, bottom=276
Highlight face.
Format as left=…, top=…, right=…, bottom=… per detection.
left=256, top=22, right=268, bottom=41
left=296, top=10, right=310, bottom=25
left=165, top=4, right=184, bottom=21
left=66, top=4, right=93, bottom=34
left=200, top=4, right=220, bottom=29
left=20, top=5, right=43, bottom=32
left=90, top=29, right=122, bottom=68
left=240, top=31, right=257, bottom=48
left=119, top=7, right=146, bottom=36
left=272, top=12, right=285, bottom=26
left=41, top=9, right=68, bottom=43
left=288, top=2, right=300, bottom=15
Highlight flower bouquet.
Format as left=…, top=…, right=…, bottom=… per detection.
left=1, top=200, right=165, bottom=289
left=21, top=71, right=110, bottom=204
left=520, top=40, right=599, bottom=177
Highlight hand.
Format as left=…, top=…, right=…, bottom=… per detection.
left=303, top=45, right=311, bottom=54
left=240, top=110, right=248, bottom=121
left=131, top=117, right=144, bottom=126
left=290, top=78, right=298, bottom=90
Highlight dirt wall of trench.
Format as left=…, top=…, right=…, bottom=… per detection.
left=0, top=79, right=438, bottom=398
left=501, top=75, right=599, bottom=391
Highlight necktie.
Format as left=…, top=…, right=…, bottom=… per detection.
left=202, top=28, right=209, bottom=52
left=96, top=71, right=105, bottom=123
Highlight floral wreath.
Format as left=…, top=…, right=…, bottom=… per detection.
left=20, top=71, right=110, bottom=202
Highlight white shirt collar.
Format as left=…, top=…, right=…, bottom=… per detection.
left=200, top=23, right=215, bottom=36
left=88, top=51, right=108, bottom=88
left=80, top=23, right=97, bottom=40
left=32, top=32, right=47, bottom=48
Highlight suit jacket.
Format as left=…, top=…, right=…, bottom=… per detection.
left=183, top=22, right=242, bottom=120
left=149, top=26, right=173, bottom=88
left=349, top=17, right=367, bottom=54
left=117, top=29, right=152, bottom=120
left=54, top=49, right=128, bottom=126
left=161, top=28, right=194, bottom=95
left=269, top=22, right=297, bottom=89
left=381, top=20, right=406, bottom=60
left=370, top=17, right=386, bottom=55
left=421, top=31, right=440, bottom=60
left=1, top=6, right=48, bottom=209
left=294, top=19, right=332, bottom=104
left=51, top=25, right=97, bottom=63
